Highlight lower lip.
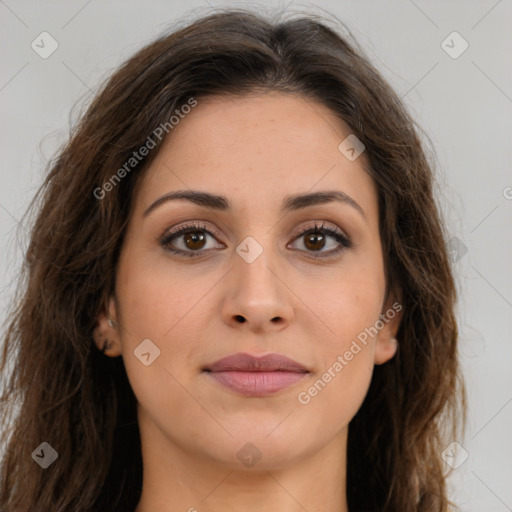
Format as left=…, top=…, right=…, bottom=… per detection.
left=204, top=370, right=308, bottom=396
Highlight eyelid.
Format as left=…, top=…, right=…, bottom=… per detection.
left=288, top=221, right=353, bottom=253
left=159, top=221, right=224, bottom=252
left=161, top=220, right=223, bottom=241
left=291, top=220, right=350, bottom=241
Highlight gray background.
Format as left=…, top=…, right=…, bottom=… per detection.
left=1, top=0, right=511, bottom=510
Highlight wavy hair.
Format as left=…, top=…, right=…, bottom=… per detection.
left=0, top=8, right=465, bottom=512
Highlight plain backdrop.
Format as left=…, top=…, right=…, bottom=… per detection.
left=1, top=1, right=511, bottom=510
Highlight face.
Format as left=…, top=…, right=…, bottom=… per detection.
left=94, top=92, right=400, bottom=470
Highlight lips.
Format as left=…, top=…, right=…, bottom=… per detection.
left=203, top=352, right=309, bottom=396
left=204, top=352, right=309, bottom=373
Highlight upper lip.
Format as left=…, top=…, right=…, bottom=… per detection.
left=203, top=352, right=309, bottom=373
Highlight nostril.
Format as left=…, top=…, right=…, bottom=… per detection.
left=234, top=315, right=245, bottom=323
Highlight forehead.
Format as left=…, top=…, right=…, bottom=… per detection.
left=134, top=92, right=377, bottom=221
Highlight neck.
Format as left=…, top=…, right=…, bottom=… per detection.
left=134, top=413, right=349, bottom=512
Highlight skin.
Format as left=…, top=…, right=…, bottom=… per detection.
left=93, top=92, right=401, bottom=512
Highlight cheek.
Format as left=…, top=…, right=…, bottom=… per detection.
left=295, top=349, right=374, bottom=443
left=115, top=279, right=196, bottom=431
left=311, top=263, right=385, bottom=347
left=300, top=265, right=384, bottom=405
left=116, top=251, right=202, bottom=341
left=295, top=279, right=383, bottom=426
left=114, top=252, right=213, bottom=401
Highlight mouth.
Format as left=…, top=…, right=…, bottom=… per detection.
left=202, top=352, right=310, bottom=397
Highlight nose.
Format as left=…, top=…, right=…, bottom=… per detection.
left=221, top=247, right=294, bottom=334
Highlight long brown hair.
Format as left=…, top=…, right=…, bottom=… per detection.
left=0, top=8, right=465, bottom=512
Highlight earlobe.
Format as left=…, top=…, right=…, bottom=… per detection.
left=374, top=292, right=403, bottom=365
left=92, top=296, right=122, bottom=357
left=99, top=337, right=118, bottom=355
left=374, top=336, right=398, bottom=365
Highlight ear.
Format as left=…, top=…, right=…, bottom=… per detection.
left=374, top=291, right=403, bottom=365
left=92, top=296, right=122, bottom=357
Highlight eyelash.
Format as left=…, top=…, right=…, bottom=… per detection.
left=159, top=221, right=353, bottom=259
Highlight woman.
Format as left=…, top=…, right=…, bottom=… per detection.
left=0, top=8, right=466, bottom=512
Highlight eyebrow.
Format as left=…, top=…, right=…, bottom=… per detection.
left=143, top=189, right=367, bottom=220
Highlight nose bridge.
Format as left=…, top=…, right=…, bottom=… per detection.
left=234, top=232, right=282, bottom=300
left=222, top=231, right=294, bottom=330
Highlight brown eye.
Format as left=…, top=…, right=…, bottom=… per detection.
left=183, top=231, right=207, bottom=250
left=160, top=222, right=224, bottom=257
left=303, top=232, right=326, bottom=251
left=161, top=221, right=352, bottom=259
left=289, top=222, right=353, bottom=258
